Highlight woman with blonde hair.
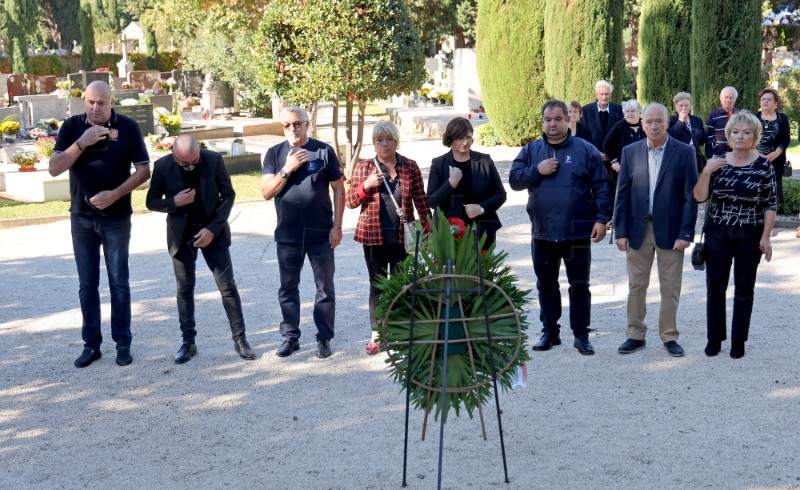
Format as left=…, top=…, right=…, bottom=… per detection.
left=694, top=111, right=777, bottom=359
left=345, top=121, right=431, bottom=355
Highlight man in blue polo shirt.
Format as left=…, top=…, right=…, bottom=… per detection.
left=261, top=106, right=345, bottom=359
left=50, top=81, right=150, bottom=368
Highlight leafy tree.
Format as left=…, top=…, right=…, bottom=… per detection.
left=637, top=0, right=691, bottom=106
left=44, top=0, right=82, bottom=49
left=257, top=0, right=426, bottom=174
left=691, top=0, right=762, bottom=118
left=406, top=0, right=476, bottom=49
left=2, top=0, right=40, bottom=73
left=543, top=0, right=625, bottom=103
left=476, top=0, right=547, bottom=145
left=79, top=0, right=97, bottom=70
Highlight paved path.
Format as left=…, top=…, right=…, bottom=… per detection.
left=1, top=134, right=799, bottom=489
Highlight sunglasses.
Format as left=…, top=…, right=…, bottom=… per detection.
left=281, top=121, right=308, bottom=130
left=175, top=155, right=201, bottom=171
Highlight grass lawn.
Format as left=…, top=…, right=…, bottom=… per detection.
left=0, top=171, right=265, bottom=220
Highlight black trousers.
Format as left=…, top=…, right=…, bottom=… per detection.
left=532, top=238, right=592, bottom=337
left=363, top=243, right=408, bottom=329
left=705, top=234, right=762, bottom=343
left=172, top=241, right=246, bottom=343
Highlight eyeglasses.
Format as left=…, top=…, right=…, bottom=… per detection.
left=281, top=121, right=308, bottom=130
left=175, top=155, right=201, bottom=171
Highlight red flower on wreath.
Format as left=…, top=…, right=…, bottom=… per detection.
left=447, top=217, right=466, bottom=239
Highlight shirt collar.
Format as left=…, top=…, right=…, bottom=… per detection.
left=82, top=109, right=118, bottom=127
left=597, top=102, right=609, bottom=113
left=647, top=136, right=669, bottom=152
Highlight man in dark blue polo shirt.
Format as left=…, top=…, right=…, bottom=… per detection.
left=261, top=106, right=345, bottom=359
left=50, top=81, right=150, bottom=368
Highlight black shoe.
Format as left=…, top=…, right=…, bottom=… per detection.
left=730, top=342, right=745, bottom=359
left=276, top=339, right=300, bottom=357
left=115, top=346, right=132, bottom=366
left=175, top=343, right=197, bottom=364
left=618, top=338, right=646, bottom=354
left=664, top=340, right=684, bottom=357
left=704, top=340, right=721, bottom=357
left=532, top=333, right=561, bottom=351
left=74, top=348, right=101, bottom=368
left=316, top=338, right=332, bottom=358
left=573, top=336, right=595, bottom=355
left=234, top=339, right=256, bottom=360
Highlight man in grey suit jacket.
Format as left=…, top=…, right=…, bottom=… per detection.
left=146, top=135, right=255, bottom=363
left=614, top=104, right=698, bottom=357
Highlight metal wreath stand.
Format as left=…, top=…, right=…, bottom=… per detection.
left=381, top=227, right=525, bottom=489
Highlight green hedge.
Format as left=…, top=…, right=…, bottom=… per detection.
left=1, top=50, right=182, bottom=77
left=779, top=177, right=800, bottom=216
left=637, top=0, right=691, bottom=106
left=476, top=0, right=546, bottom=145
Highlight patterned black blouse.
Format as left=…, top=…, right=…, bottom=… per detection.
left=705, top=156, right=777, bottom=241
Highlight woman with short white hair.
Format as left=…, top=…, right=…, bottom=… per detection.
left=602, top=99, right=645, bottom=184
left=667, top=92, right=707, bottom=172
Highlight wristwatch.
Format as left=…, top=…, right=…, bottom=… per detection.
left=479, top=206, right=485, bottom=215
left=279, top=170, right=289, bottom=179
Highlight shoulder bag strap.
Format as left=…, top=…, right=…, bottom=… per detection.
left=373, top=157, right=406, bottom=223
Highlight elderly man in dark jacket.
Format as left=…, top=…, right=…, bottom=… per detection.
left=509, top=99, right=614, bottom=355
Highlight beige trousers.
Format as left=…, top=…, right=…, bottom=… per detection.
left=625, top=223, right=684, bottom=342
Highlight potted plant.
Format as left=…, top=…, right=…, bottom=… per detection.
left=11, top=149, right=41, bottom=172
left=231, top=137, right=246, bottom=156
left=34, top=136, right=56, bottom=162
left=0, top=115, right=21, bottom=145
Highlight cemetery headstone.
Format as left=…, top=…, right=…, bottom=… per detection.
left=15, top=95, right=67, bottom=128
left=128, top=70, right=162, bottom=92
left=112, top=88, right=141, bottom=102
left=114, top=103, right=155, bottom=135
left=183, top=70, right=203, bottom=94
left=6, top=74, right=26, bottom=104
left=453, top=49, right=483, bottom=112
left=28, top=75, right=57, bottom=95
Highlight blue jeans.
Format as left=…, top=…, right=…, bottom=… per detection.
left=172, top=242, right=246, bottom=343
left=532, top=238, right=592, bottom=337
left=277, top=241, right=335, bottom=341
left=70, top=214, right=132, bottom=349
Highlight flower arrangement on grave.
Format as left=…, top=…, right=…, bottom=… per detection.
left=374, top=210, right=531, bottom=423
left=159, top=114, right=182, bottom=136
left=11, top=149, right=41, bottom=166
left=0, top=115, right=21, bottom=136
left=121, top=82, right=133, bottom=89
left=27, top=127, right=49, bottom=140
left=56, top=80, right=74, bottom=91
left=198, top=140, right=208, bottom=150
left=37, top=118, right=61, bottom=131
left=160, top=78, right=177, bottom=92
left=95, top=67, right=110, bottom=72
left=35, top=136, right=56, bottom=158
left=418, top=83, right=434, bottom=99
left=119, top=98, right=140, bottom=106
left=70, top=88, right=83, bottom=98
left=154, top=136, right=176, bottom=152
left=146, top=133, right=164, bottom=146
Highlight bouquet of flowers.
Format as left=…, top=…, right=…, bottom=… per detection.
left=159, top=114, right=182, bottom=136
left=35, top=136, right=57, bottom=158
left=154, top=136, right=176, bottom=152
left=27, top=127, right=49, bottom=140
left=11, top=150, right=41, bottom=166
left=0, top=115, right=21, bottom=136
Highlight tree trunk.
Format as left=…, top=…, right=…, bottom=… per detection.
left=345, top=97, right=354, bottom=174
left=346, top=98, right=367, bottom=180
left=307, top=103, right=318, bottom=139
left=331, top=95, right=341, bottom=162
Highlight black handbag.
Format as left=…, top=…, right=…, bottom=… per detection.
left=784, top=160, right=793, bottom=178
left=691, top=198, right=709, bottom=271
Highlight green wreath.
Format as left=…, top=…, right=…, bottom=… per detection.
left=374, top=210, right=531, bottom=423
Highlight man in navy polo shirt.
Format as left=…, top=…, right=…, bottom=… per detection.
left=261, top=106, right=345, bottom=359
left=50, top=81, right=150, bottom=368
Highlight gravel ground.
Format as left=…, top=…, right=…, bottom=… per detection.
left=1, top=133, right=799, bottom=490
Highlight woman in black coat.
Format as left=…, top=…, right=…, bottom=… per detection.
left=756, top=87, right=790, bottom=204
left=427, top=117, right=507, bottom=250
left=568, top=101, right=593, bottom=142
left=667, top=91, right=707, bottom=172
left=603, top=99, right=645, bottom=186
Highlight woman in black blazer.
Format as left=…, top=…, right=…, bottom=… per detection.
left=756, top=87, right=790, bottom=204
left=568, top=101, right=593, bottom=142
left=427, top=117, right=507, bottom=250
left=667, top=91, right=707, bottom=172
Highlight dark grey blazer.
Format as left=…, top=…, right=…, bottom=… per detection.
left=145, top=149, right=235, bottom=256
left=614, top=137, right=698, bottom=250
left=581, top=101, right=623, bottom=151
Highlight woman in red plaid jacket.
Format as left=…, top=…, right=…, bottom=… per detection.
left=345, top=121, right=431, bottom=355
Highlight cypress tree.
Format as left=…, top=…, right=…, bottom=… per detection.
left=543, top=0, right=624, bottom=104
left=79, top=0, right=97, bottom=70
left=145, top=29, right=158, bottom=70
left=476, top=0, right=546, bottom=145
left=50, top=0, right=83, bottom=50
left=4, top=0, right=39, bottom=73
left=637, top=0, right=691, bottom=106
left=691, top=0, right=762, bottom=119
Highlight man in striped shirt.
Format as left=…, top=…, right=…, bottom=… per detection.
left=705, top=86, right=739, bottom=158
